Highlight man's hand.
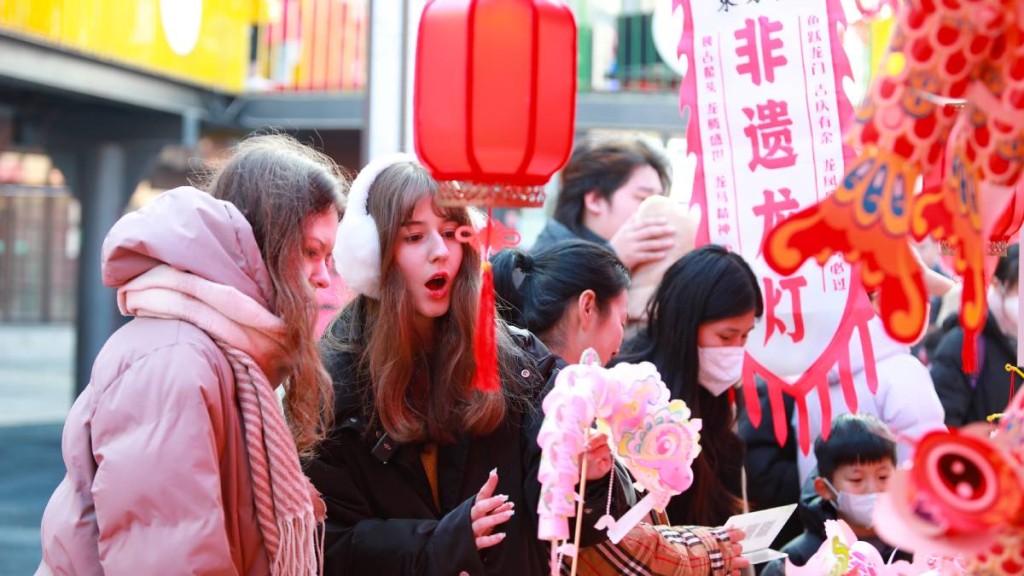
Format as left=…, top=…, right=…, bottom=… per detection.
left=608, top=215, right=677, bottom=270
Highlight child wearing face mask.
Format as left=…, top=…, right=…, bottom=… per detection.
left=931, top=243, right=1021, bottom=427
left=612, top=244, right=763, bottom=528
left=761, top=413, right=910, bottom=576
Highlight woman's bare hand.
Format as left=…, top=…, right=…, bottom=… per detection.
left=581, top=433, right=613, bottom=481
left=471, top=469, right=514, bottom=550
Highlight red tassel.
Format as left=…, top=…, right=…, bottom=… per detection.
left=473, top=260, right=500, bottom=393
left=962, top=330, right=978, bottom=375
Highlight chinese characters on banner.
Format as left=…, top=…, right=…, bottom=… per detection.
left=678, top=0, right=876, bottom=452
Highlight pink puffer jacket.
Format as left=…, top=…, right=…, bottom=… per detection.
left=38, top=188, right=273, bottom=575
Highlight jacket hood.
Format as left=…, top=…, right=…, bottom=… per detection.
left=828, top=315, right=908, bottom=385
left=101, top=186, right=275, bottom=310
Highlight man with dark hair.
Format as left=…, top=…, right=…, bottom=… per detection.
left=762, top=413, right=910, bottom=575
left=533, top=134, right=677, bottom=271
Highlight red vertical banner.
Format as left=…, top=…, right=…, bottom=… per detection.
left=676, top=0, right=873, bottom=452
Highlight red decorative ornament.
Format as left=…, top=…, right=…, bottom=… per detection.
left=455, top=219, right=522, bottom=255
left=920, top=106, right=1024, bottom=372
left=922, top=105, right=1024, bottom=256
left=414, top=0, right=577, bottom=208
left=473, top=261, right=501, bottom=393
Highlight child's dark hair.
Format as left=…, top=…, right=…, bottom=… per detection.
left=815, top=413, right=897, bottom=481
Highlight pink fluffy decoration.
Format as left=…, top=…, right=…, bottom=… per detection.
left=783, top=520, right=965, bottom=576
left=536, top=351, right=702, bottom=543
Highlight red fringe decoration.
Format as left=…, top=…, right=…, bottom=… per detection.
left=963, top=331, right=978, bottom=375
left=473, top=260, right=500, bottom=393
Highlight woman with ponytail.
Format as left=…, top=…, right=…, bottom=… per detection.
left=493, top=239, right=631, bottom=367
left=493, top=240, right=749, bottom=576
left=306, top=156, right=617, bottom=575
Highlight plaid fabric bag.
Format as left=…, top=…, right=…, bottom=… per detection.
left=559, top=462, right=738, bottom=576
left=565, top=521, right=736, bottom=576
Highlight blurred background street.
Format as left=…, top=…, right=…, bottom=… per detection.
left=0, top=325, right=71, bottom=574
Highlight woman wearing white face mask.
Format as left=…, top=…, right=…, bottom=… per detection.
left=931, top=243, right=1021, bottom=427
left=612, top=244, right=763, bottom=527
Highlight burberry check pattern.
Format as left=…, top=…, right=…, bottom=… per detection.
left=562, top=523, right=737, bottom=576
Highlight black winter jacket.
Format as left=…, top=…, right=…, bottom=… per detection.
left=737, top=380, right=802, bottom=548
left=306, top=304, right=619, bottom=575
left=931, top=311, right=1019, bottom=427
left=530, top=219, right=609, bottom=253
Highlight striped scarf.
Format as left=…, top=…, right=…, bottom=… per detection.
left=118, top=264, right=322, bottom=575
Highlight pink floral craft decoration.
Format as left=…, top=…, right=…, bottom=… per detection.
left=536, top=349, right=702, bottom=547
left=783, top=519, right=967, bottom=576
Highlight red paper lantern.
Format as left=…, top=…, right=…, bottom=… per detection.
left=414, top=0, right=577, bottom=207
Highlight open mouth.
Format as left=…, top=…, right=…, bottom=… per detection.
left=425, top=273, right=449, bottom=293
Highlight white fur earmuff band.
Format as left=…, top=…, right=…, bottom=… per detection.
left=334, top=153, right=419, bottom=299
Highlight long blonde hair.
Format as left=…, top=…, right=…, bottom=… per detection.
left=205, top=134, right=344, bottom=455
left=336, top=161, right=521, bottom=443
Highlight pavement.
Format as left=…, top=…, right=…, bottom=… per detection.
left=0, top=325, right=73, bottom=575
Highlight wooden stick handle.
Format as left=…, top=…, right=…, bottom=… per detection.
left=569, top=429, right=591, bottom=576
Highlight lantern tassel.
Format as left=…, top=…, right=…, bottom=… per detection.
left=474, top=260, right=500, bottom=393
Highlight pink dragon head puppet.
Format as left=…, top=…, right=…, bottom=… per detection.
left=536, top=352, right=702, bottom=546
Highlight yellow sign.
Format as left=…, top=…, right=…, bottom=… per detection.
left=0, top=0, right=260, bottom=94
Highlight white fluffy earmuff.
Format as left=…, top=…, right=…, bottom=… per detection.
left=334, top=153, right=419, bottom=299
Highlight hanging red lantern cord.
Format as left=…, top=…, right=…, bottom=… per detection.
left=414, top=0, right=577, bottom=393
